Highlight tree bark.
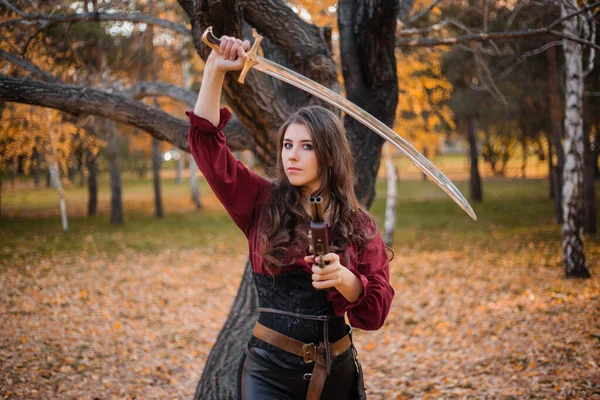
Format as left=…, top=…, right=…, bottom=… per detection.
left=383, top=148, right=398, bottom=246
left=338, top=0, right=399, bottom=207
left=0, top=75, right=254, bottom=154
left=176, top=155, right=184, bottom=184
left=182, top=45, right=201, bottom=208
left=152, top=136, right=163, bottom=218
left=86, top=147, right=98, bottom=217
left=594, top=129, right=600, bottom=179
left=547, top=44, right=565, bottom=223
left=548, top=131, right=554, bottom=199
left=467, top=116, right=483, bottom=202
left=32, top=149, right=42, bottom=187
left=107, top=119, right=124, bottom=225
left=561, top=0, right=589, bottom=278
left=582, top=99, right=596, bottom=234
left=193, top=260, right=258, bottom=400
left=189, top=154, right=201, bottom=209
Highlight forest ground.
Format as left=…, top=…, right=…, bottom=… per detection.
left=1, top=162, right=599, bottom=399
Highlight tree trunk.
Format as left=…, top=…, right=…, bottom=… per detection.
left=189, top=154, right=201, bottom=209
left=548, top=131, right=554, bottom=199
left=86, top=147, right=98, bottom=217
left=561, top=0, right=589, bottom=278
left=383, top=147, right=398, bottom=246
left=521, top=130, right=527, bottom=180
left=193, top=259, right=258, bottom=400
left=422, top=146, right=428, bottom=181
left=547, top=44, right=565, bottom=223
left=339, top=0, right=399, bottom=207
left=468, top=116, right=482, bottom=202
left=182, top=45, right=201, bottom=208
left=107, top=119, right=124, bottom=225
left=48, top=114, right=68, bottom=232
left=32, top=149, right=42, bottom=187
left=78, top=152, right=86, bottom=187
left=594, top=129, right=599, bottom=179
left=582, top=104, right=596, bottom=234
left=10, top=157, right=17, bottom=187
left=152, top=136, right=163, bottom=218
left=67, top=155, right=77, bottom=183
left=176, top=154, right=183, bottom=184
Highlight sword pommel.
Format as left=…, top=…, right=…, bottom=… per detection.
left=201, top=27, right=263, bottom=85
left=201, top=27, right=221, bottom=52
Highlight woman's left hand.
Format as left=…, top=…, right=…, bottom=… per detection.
left=304, top=253, right=347, bottom=289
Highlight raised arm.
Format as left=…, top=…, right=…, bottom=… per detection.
left=188, top=36, right=269, bottom=236
left=193, top=36, right=250, bottom=125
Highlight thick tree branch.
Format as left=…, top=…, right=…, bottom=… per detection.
left=125, top=81, right=197, bottom=106
left=124, top=80, right=253, bottom=149
left=0, top=75, right=252, bottom=152
left=1, top=10, right=191, bottom=36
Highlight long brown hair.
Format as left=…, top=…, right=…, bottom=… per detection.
left=257, top=106, right=376, bottom=272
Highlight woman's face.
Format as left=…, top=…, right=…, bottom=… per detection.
left=282, top=123, right=320, bottom=195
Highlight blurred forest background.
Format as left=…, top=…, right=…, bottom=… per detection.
left=1, top=0, right=599, bottom=399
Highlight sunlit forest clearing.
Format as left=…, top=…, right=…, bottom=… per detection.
left=2, top=0, right=600, bottom=398
left=2, top=166, right=598, bottom=399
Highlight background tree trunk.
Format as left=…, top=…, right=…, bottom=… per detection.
left=548, top=131, right=554, bottom=199
left=32, top=149, right=42, bottom=187
left=107, top=119, right=124, bottom=225
left=582, top=111, right=596, bottom=234
left=594, top=129, right=600, bottom=179
left=176, top=155, right=183, bottom=184
left=339, top=0, right=399, bottom=207
left=152, top=136, right=163, bottom=218
left=560, top=0, right=589, bottom=278
left=86, top=147, right=98, bottom=217
left=468, top=116, right=483, bottom=202
left=189, top=154, right=201, bottom=209
left=383, top=147, right=398, bottom=246
left=193, top=260, right=258, bottom=400
left=547, top=44, right=565, bottom=223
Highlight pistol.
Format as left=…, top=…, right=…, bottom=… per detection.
left=308, top=196, right=329, bottom=270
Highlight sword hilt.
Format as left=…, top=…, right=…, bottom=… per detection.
left=201, top=27, right=262, bottom=84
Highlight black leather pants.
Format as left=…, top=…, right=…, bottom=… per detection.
left=237, top=346, right=359, bottom=400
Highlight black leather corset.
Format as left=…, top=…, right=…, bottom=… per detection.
left=248, top=270, right=347, bottom=366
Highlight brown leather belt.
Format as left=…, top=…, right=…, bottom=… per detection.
left=252, top=321, right=352, bottom=400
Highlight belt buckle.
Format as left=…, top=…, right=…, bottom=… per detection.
left=302, top=343, right=316, bottom=363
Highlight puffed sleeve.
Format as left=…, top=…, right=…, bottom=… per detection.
left=187, top=108, right=270, bottom=237
left=327, top=227, right=395, bottom=330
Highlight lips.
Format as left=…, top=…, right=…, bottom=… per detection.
left=287, top=167, right=301, bottom=172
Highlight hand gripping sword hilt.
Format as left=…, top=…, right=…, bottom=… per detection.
left=201, top=26, right=263, bottom=84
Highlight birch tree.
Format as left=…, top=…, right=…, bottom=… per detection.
left=560, top=0, right=592, bottom=278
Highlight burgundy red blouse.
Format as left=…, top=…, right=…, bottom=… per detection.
left=187, top=108, right=395, bottom=330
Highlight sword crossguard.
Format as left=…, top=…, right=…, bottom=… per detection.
left=201, top=26, right=263, bottom=84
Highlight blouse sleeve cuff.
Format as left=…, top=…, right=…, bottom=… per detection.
left=327, top=269, right=369, bottom=316
left=186, top=107, right=232, bottom=133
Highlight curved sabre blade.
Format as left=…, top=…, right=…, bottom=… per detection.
left=254, top=57, right=477, bottom=221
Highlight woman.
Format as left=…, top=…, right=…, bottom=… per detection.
left=188, top=36, right=395, bottom=400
